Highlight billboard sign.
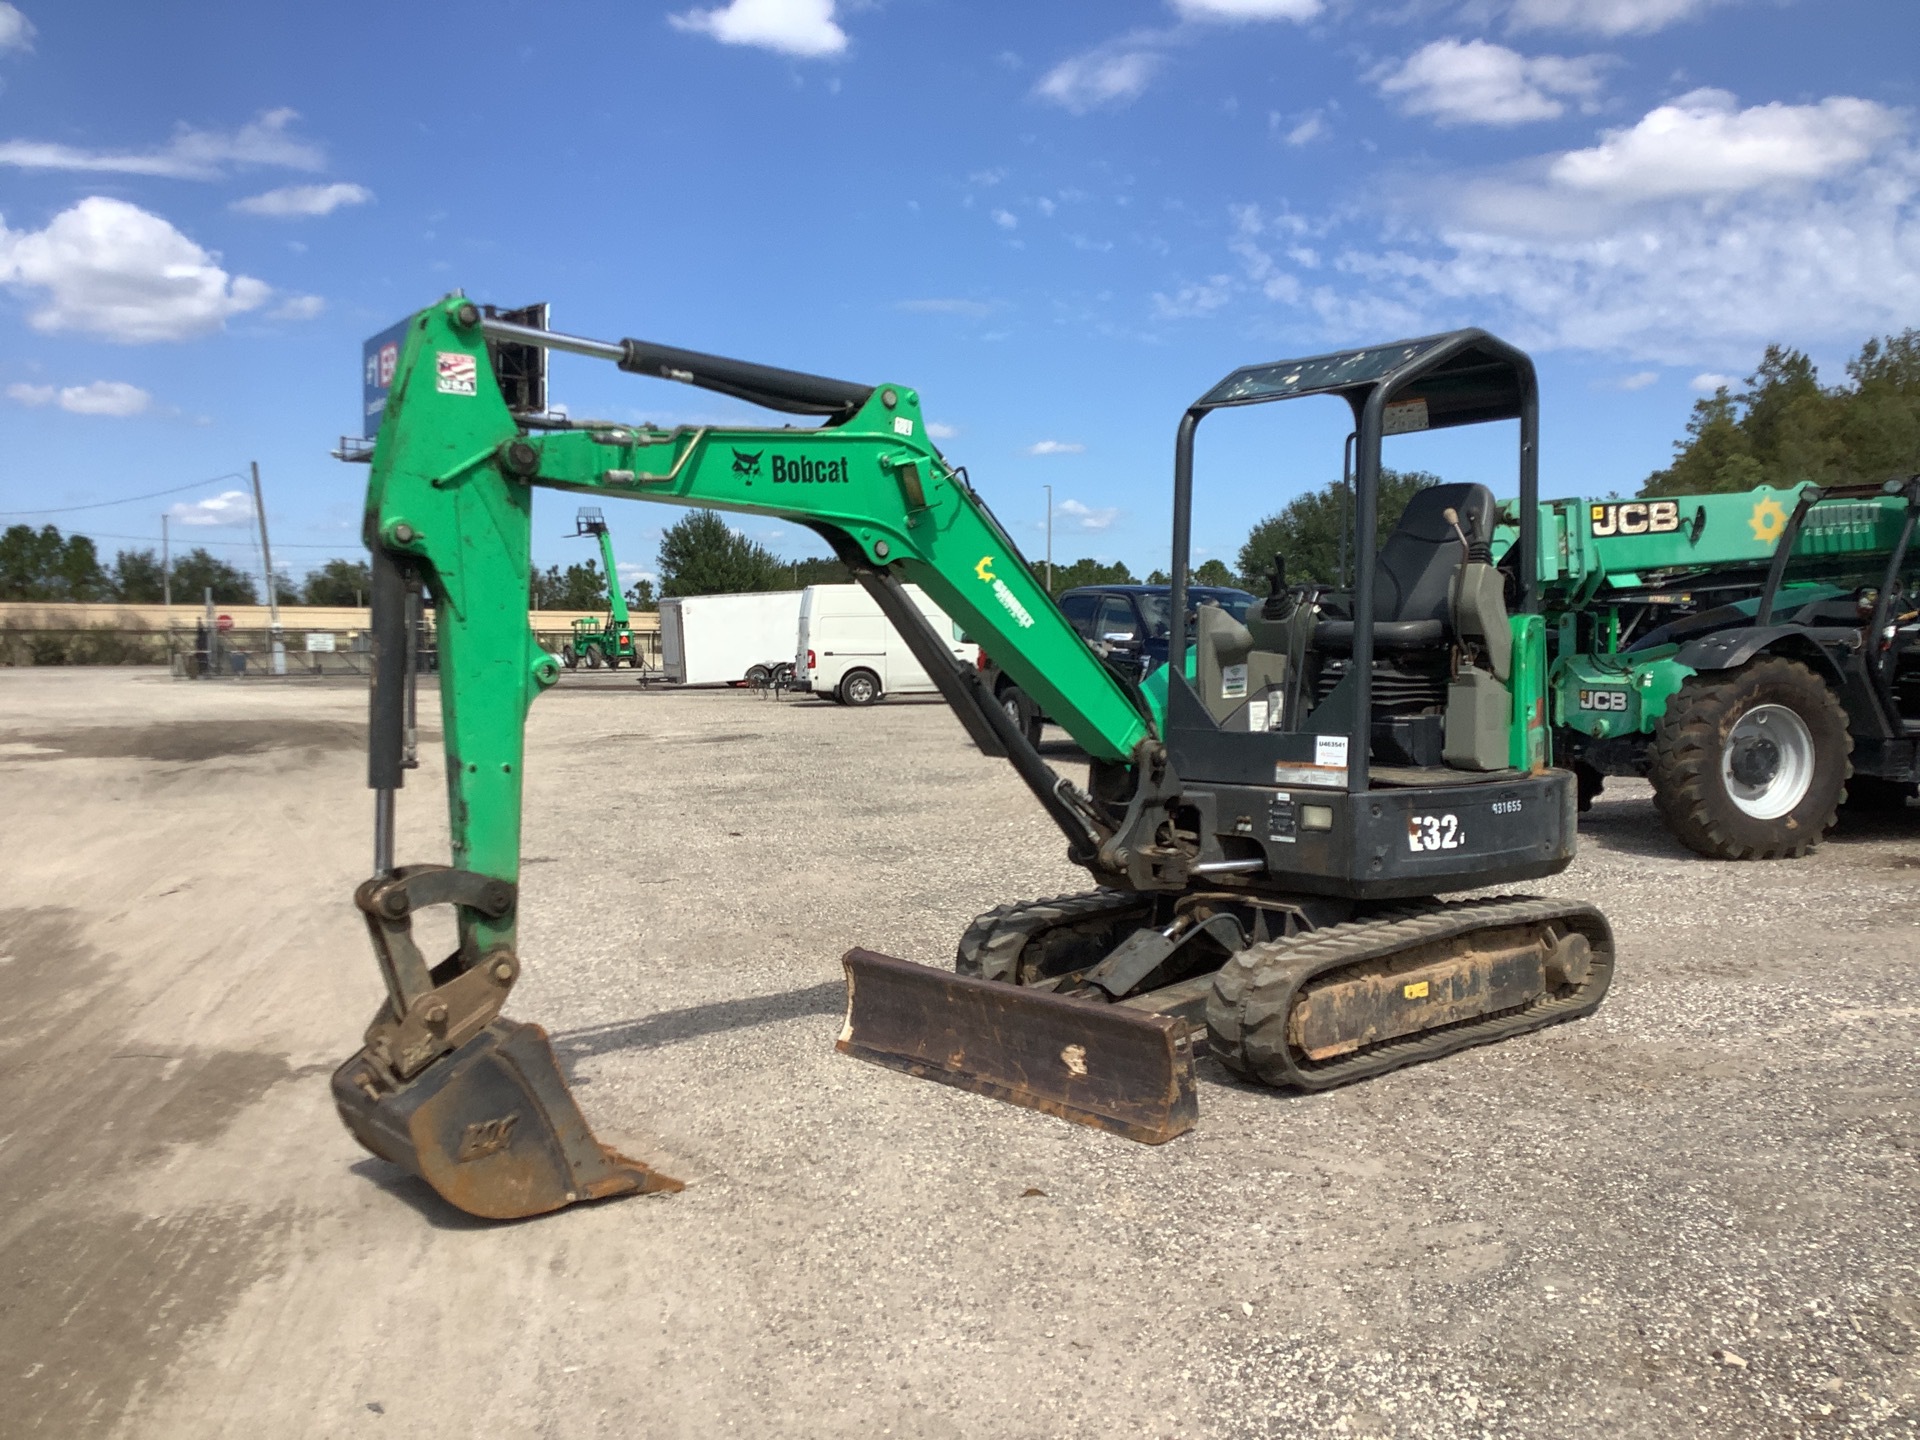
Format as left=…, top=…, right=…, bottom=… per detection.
left=362, top=318, right=411, bottom=437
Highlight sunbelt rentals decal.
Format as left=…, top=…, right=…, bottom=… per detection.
left=975, top=556, right=1034, bottom=629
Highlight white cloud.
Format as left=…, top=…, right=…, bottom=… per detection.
left=0, top=108, right=323, bottom=180
left=896, top=297, right=996, bottom=317
left=1691, top=372, right=1736, bottom=392
left=1548, top=90, right=1902, bottom=202
left=1507, top=0, right=1728, bottom=38
left=0, top=197, right=272, bottom=342
left=1056, top=498, right=1119, bottom=531
left=992, top=208, right=1018, bottom=230
left=0, top=3, right=34, bottom=53
left=1240, top=90, right=1920, bottom=365
left=1171, top=0, right=1321, bottom=20
left=171, top=489, right=255, bottom=528
left=231, top=182, right=372, bottom=218
left=269, top=294, right=325, bottom=321
left=1605, top=370, right=1660, bottom=390
left=1036, top=41, right=1163, bottom=113
left=1153, top=275, right=1234, bottom=318
left=5, top=381, right=52, bottom=405
left=1282, top=111, right=1327, bottom=147
left=58, top=380, right=152, bottom=415
left=1375, top=39, right=1607, bottom=126
left=926, top=421, right=959, bottom=439
left=669, top=0, right=847, bottom=57
left=1028, top=440, right=1086, bottom=456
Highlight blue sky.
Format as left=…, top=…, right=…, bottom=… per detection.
left=2, top=0, right=1915, bottom=593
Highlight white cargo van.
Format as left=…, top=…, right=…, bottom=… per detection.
left=795, top=584, right=976, bottom=705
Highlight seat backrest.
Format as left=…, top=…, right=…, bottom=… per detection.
left=1372, top=483, right=1497, bottom=625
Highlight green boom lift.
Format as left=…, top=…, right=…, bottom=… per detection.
left=334, top=299, right=1614, bottom=1221
left=559, top=506, right=637, bottom=669
left=1529, top=479, right=1920, bottom=858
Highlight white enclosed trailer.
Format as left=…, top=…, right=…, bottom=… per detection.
left=658, top=590, right=805, bottom=685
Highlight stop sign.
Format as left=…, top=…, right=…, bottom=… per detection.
left=216, top=614, right=234, bottom=632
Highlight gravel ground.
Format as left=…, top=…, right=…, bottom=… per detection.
left=0, top=667, right=1915, bottom=1439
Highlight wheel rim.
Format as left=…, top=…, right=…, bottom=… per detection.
left=1721, top=703, right=1815, bottom=819
left=848, top=676, right=875, bottom=703
left=1001, top=695, right=1021, bottom=723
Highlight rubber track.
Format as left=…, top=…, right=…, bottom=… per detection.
left=954, top=889, right=1151, bottom=982
left=1207, top=895, right=1613, bottom=1091
left=1648, top=656, right=1851, bottom=861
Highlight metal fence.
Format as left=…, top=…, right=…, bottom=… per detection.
left=1, top=613, right=663, bottom=676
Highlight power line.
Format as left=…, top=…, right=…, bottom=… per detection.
left=0, top=473, right=250, bottom=518
left=78, top=529, right=354, bottom=552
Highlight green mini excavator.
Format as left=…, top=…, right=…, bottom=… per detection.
left=333, top=298, right=1614, bottom=1220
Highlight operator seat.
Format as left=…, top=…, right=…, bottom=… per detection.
left=1314, top=482, right=1498, bottom=652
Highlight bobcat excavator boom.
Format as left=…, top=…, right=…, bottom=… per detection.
left=336, top=298, right=1612, bottom=1220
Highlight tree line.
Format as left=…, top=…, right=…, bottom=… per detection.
left=1641, top=330, right=1918, bottom=496
left=20, top=334, right=1907, bottom=613
left=0, top=526, right=377, bottom=606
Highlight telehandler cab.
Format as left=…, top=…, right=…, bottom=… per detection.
left=334, top=299, right=1613, bottom=1220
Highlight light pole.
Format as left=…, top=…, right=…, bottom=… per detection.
left=1044, top=483, right=1053, bottom=594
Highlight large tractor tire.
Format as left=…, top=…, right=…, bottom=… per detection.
left=1649, top=656, right=1851, bottom=860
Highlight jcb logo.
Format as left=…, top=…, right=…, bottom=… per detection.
left=1578, top=689, right=1628, bottom=712
left=1590, top=501, right=1681, bottom=537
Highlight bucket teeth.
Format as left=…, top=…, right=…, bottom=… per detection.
left=333, top=1017, right=681, bottom=1220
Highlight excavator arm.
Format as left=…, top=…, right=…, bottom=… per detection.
left=335, top=296, right=1174, bottom=1218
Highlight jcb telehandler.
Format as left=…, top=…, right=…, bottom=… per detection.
left=557, top=506, right=638, bottom=670
left=333, top=300, right=1613, bottom=1220
left=1535, top=479, right=1920, bottom=858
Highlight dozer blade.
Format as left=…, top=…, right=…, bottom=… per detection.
left=331, top=1018, right=682, bottom=1220
left=836, top=948, right=1198, bottom=1144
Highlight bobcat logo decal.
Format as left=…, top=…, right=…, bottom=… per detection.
left=731, top=448, right=763, bottom=482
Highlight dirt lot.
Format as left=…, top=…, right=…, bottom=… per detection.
left=1, top=667, right=1916, bottom=1439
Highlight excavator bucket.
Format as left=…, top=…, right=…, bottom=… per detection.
left=331, top=1018, right=682, bottom=1220
left=836, top=948, right=1199, bottom=1144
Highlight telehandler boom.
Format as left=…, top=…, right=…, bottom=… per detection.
left=335, top=298, right=1613, bottom=1220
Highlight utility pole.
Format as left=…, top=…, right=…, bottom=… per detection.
left=250, top=461, right=278, bottom=624
left=161, top=513, right=171, bottom=609
left=250, top=460, right=287, bottom=675
left=1044, top=483, right=1053, bottom=594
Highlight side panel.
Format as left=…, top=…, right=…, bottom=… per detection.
left=1551, top=647, right=1692, bottom=742
left=1509, top=614, right=1548, bottom=771
left=676, top=591, right=805, bottom=684
left=659, top=600, right=687, bottom=681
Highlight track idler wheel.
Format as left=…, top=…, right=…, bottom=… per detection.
left=332, top=1018, right=682, bottom=1220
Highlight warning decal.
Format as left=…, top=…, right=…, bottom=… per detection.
left=436, top=351, right=479, bottom=396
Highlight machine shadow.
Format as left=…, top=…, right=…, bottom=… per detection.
left=348, top=1159, right=517, bottom=1230
left=550, top=981, right=848, bottom=1072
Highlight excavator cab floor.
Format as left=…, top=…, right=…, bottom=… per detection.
left=837, top=948, right=1199, bottom=1144
left=332, top=1017, right=682, bottom=1220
